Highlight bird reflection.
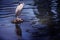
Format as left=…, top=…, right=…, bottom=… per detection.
left=15, top=24, right=22, bottom=40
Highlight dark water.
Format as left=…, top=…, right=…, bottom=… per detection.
left=0, top=0, right=59, bottom=40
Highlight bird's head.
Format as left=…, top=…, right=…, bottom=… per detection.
left=18, top=2, right=21, bottom=5
left=18, top=2, right=24, bottom=5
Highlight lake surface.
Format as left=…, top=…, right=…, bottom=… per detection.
left=0, top=0, right=58, bottom=40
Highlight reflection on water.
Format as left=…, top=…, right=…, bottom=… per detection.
left=34, top=0, right=59, bottom=40
left=15, top=24, right=22, bottom=40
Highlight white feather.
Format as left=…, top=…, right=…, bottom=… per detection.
left=15, top=3, right=24, bottom=15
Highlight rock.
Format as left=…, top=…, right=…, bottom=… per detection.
left=11, top=18, right=23, bottom=24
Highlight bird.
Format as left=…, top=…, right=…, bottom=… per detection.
left=12, top=2, right=24, bottom=24
left=15, top=2, right=24, bottom=20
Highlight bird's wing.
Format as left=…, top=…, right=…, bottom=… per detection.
left=15, top=6, right=20, bottom=13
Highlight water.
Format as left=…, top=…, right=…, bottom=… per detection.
left=0, top=0, right=58, bottom=40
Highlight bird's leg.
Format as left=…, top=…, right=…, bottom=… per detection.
left=15, top=15, right=23, bottom=22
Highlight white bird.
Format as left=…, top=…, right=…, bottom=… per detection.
left=15, top=2, right=24, bottom=22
